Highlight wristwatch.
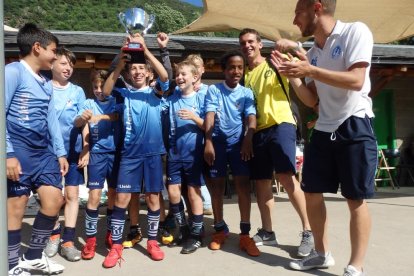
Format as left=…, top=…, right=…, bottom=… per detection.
left=293, top=41, right=303, bottom=52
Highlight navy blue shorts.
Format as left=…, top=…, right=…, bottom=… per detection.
left=117, top=155, right=164, bottom=193
left=302, top=116, right=377, bottom=200
left=7, top=148, right=63, bottom=197
left=167, top=160, right=204, bottom=187
left=207, top=141, right=249, bottom=178
left=87, top=152, right=117, bottom=190
left=250, top=123, right=296, bottom=180
left=64, top=155, right=85, bottom=186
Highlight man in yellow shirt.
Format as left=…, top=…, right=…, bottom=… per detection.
left=239, top=28, right=312, bottom=257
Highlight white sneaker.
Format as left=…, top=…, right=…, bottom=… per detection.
left=289, top=249, right=335, bottom=271
left=8, top=266, right=31, bottom=276
left=20, top=252, right=65, bottom=274
left=343, top=265, right=365, bottom=276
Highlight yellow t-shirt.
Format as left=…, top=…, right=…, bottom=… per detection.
left=244, top=60, right=296, bottom=131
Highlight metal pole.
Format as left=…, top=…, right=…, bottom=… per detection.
left=0, top=0, right=9, bottom=274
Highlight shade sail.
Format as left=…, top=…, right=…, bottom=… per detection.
left=173, top=0, right=414, bottom=43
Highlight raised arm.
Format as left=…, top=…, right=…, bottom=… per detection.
left=103, top=52, right=126, bottom=96
left=157, top=32, right=173, bottom=80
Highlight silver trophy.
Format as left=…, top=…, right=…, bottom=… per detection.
left=118, top=7, right=155, bottom=63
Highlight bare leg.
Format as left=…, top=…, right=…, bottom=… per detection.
left=64, top=186, right=79, bottom=228
left=234, top=176, right=251, bottom=223
left=7, top=196, right=30, bottom=230
left=305, top=192, right=329, bottom=253
left=209, top=177, right=226, bottom=224
left=255, top=179, right=274, bottom=231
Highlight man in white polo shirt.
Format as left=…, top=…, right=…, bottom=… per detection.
left=270, top=0, right=376, bottom=275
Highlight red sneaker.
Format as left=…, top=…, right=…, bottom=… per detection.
left=81, top=237, right=97, bottom=260
left=102, top=244, right=123, bottom=268
left=105, top=231, right=112, bottom=249
left=147, top=240, right=164, bottom=261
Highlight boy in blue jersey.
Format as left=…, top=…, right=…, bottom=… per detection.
left=74, top=70, right=121, bottom=260
left=6, top=23, right=68, bottom=276
left=102, top=33, right=169, bottom=268
left=204, top=51, right=260, bottom=257
left=44, top=47, right=88, bottom=262
left=165, top=61, right=205, bottom=254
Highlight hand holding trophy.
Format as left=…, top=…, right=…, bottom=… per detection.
left=118, top=7, right=155, bottom=64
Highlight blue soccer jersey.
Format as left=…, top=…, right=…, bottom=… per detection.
left=205, top=82, right=256, bottom=145
left=53, top=82, right=86, bottom=159
left=115, top=85, right=167, bottom=158
left=5, top=61, right=66, bottom=158
left=78, top=97, right=121, bottom=153
left=167, top=91, right=205, bottom=161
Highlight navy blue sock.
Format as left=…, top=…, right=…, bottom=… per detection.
left=147, top=209, right=160, bottom=241
left=170, top=201, right=187, bottom=227
left=8, top=229, right=21, bottom=270
left=61, top=227, right=76, bottom=244
left=51, top=223, right=61, bottom=236
left=25, top=212, right=56, bottom=260
left=191, top=214, right=204, bottom=238
left=240, top=221, right=251, bottom=235
left=85, top=208, right=99, bottom=238
left=106, top=208, right=113, bottom=233
left=111, top=206, right=126, bottom=244
left=214, top=220, right=227, bottom=232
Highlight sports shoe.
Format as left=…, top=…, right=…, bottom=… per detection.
left=169, top=225, right=190, bottom=247
left=20, top=252, right=65, bottom=274
left=103, top=244, right=124, bottom=268
left=159, top=227, right=174, bottom=245
left=209, top=230, right=227, bottom=250
left=147, top=240, right=165, bottom=261
left=122, top=230, right=143, bottom=248
left=239, top=234, right=260, bottom=257
left=60, top=242, right=81, bottom=262
left=105, top=231, right=112, bottom=249
left=343, top=265, right=365, bottom=276
left=289, top=249, right=335, bottom=271
left=203, top=208, right=213, bottom=215
left=181, top=236, right=202, bottom=254
left=252, top=228, right=278, bottom=246
left=297, top=230, right=314, bottom=257
left=81, top=237, right=97, bottom=260
left=44, top=234, right=60, bottom=257
left=8, top=266, right=30, bottom=276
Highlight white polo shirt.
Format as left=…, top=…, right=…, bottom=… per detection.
left=306, top=20, right=374, bottom=133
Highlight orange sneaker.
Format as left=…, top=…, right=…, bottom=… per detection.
left=102, top=244, right=123, bottom=268
left=81, top=237, right=97, bottom=260
left=240, top=234, right=260, bottom=257
left=209, top=231, right=227, bottom=250
left=147, top=240, right=164, bottom=261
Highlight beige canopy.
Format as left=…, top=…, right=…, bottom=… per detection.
left=173, top=0, right=414, bottom=43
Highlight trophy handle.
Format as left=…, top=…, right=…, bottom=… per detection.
left=142, top=14, right=155, bottom=35
left=118, top=12, right=130, bottom=35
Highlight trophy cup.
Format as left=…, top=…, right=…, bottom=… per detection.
left=118, top=7, right=155, bottom=64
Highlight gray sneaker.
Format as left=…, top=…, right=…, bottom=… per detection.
left=252, top=228, right=278, bottom=246
left=44, top=237, right=60, bottom=258
left=343, top=265, right=365, bottom=276
left=289, top=249, right=335, bottom=271
left=297, top=230, right=314, bottom=257
left=60, top=244, right=81, bottom=262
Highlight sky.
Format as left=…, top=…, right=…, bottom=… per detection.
left=181, top=0, right=203, bottom=7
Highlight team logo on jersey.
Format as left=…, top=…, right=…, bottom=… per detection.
left=235, top=101, right=241, bottom=110
left=331, top=46, right=342, bottom=59
left=265, top=69, right=273, bottom=78
left=311, top=57, right=318, bottom=66
left=66, top=99, right=73, bottom=108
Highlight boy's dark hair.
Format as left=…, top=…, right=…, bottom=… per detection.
left=220, top=50, right=245, bottom=70
left=239, top=28, right=262, bottom=42
left=56, top=46, right=77, bottom=66
left=90, top=69, right=109, bottom=83
left=17, top=23, right=59, bottom=57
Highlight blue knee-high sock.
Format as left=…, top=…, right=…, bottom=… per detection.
left=147, top=209, right=160, bottom=241
left=25, top=212, right=56, bottom=260
left=51, top=223, right=61, bottom=236
left=8, top=229, right=21, bottom=270
left=170, top=201, right=187, bottom=227
left=61, top=227, right=76, bottom=244
left=111, top=206, right=126, bottom=245
left=106, top=208, right=113, bottom=233
left=85, top=208, right=99, bottom=238
left=191, top=214, right=204, bottom=238
left=240, top=221, right=251, bottom=235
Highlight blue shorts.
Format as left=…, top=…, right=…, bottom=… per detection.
left=302, top=116, right=377, bottom=200
left=64, top=155, right=84, bottom=186
left=117, top=155, right=164, bottom=193
left=7, top=148, right=63, bottom=197
left=87, top=152, right=117, bottom=190
left=207, top=141, right=249, bottom=178
left=250, top=123, right=296, bottom=179
left=167, top=160, right=204, bottom=187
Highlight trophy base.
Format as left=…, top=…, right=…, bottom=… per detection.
left=122, top=47, right=146, bottom=64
